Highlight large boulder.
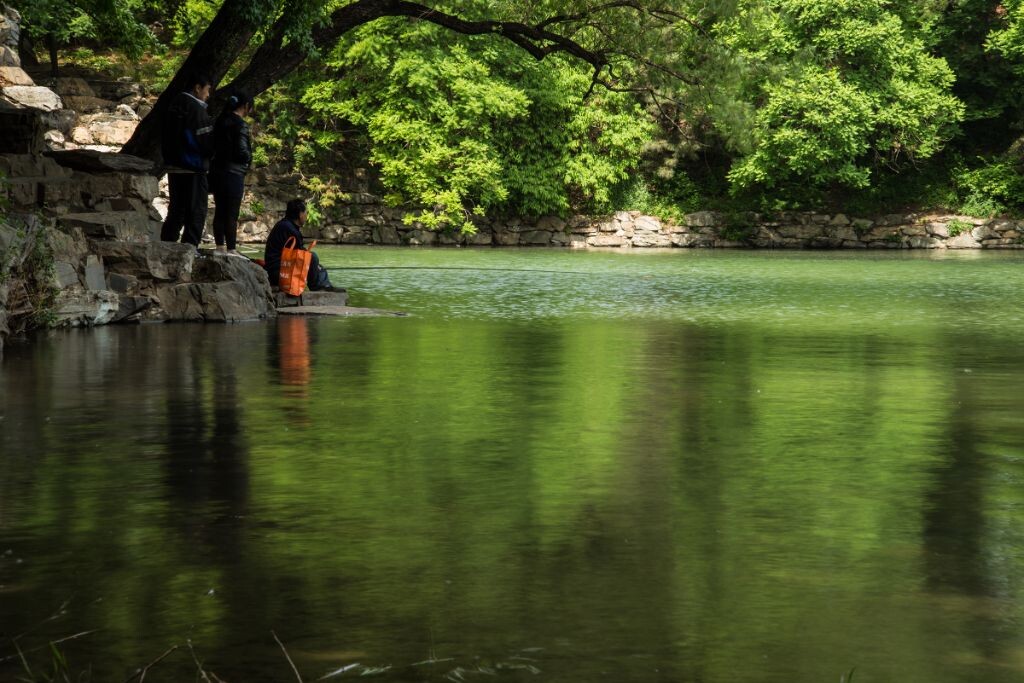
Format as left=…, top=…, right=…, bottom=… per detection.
left=0, top=84, right=62, bottom=111
left=87, top=243, right=275, bottom=323
left=144, top=255, right=275, bottom=322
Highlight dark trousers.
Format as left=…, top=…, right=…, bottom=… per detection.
left=307, top=251, right=333, bottom=291
left=161, top=172, right=208, bottom=246
left=211, top=172, right=244, bottom=250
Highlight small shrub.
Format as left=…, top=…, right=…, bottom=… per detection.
left=946, top=218, right=970, bottom=237
left=955, top=158, right=1024, bottom=217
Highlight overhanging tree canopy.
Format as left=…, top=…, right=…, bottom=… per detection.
left=120, top=0, right=692, bottom=161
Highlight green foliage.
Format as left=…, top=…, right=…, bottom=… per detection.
left=714, top=0, right=964, bottom=200
left=19, top=0, right=157, bottom=60
left=0, top=219, right=57, bottom=332
left=301, top=19, right=651, bottom=232
left=954, top=158, right=1024, bottom=217
left=946, top=218, right=970, bottom=237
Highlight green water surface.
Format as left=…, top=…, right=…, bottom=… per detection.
left=1, top=247, right=1023, bottom=682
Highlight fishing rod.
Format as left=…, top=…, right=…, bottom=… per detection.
left=323, top=266, right=594, bottom=275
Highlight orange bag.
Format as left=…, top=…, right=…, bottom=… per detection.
left=279, top=236, right=316, bottom=296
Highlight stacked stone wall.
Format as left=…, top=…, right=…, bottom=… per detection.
left=234, top=186, right=1024, bottom=250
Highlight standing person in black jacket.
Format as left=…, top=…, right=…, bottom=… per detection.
left=264, top=199, right=338, bottom=292
left=160, top=72, right=214, bottom=248
left=210, top=91, right=253, bottom=256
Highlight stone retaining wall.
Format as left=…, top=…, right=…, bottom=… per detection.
left=235, top=191, right=1024, bottom=250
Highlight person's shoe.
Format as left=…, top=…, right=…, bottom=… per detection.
left=227, top=249, right=246, bottom=258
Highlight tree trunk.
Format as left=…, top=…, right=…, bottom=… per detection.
left=18, top=30, right=39, bottom=67
left=120, top=0, right=263, bottom=162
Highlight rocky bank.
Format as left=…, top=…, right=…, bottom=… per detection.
left=1, top=5, right=274, bottom=351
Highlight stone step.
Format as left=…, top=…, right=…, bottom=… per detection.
left=274, top=289, right=349, bottom=308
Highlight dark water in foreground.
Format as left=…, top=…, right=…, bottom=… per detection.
left=2, top=248, right=1024, bottom=682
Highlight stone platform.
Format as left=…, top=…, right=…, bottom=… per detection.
left=273, top=289, right=405, bottom=317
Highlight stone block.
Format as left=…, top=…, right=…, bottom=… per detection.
left=981, top=238, right=1024, bottom=248
left=45, top=225, right=87, bottom=264
left=117, top=172, right=158, bottom=201
left=587, top=233, right=624, bottom=247
left=989, top=219, right=1017, bottom=234
left=82, top=116, right=136, bottom=146
left=536, top=215, right=567, bottom=232
left=827, top=226, right=859, bottom=242
left=406, top=229, right=438, bottom=246
left=1, top=85, right=62, bottom=110
left=58, top=211, right=150, bottom=240
left=907, top=236, right=941, bottom=249
left=567, top=233, right=588, bottom=248
left=0, top=66, right=32, bottom=86
left=92, top=240, right=195, bottom=282
left=40, top=108, right=77, bottom=135
left=493, top=229, right=519, bottom=246
left=108, top=272, right=138, bottom=294
left=634, top=215, right=662, bottom=233
left=971, top=224, right=998, bottom=241
left=372, top=224, right=401, bottom=245
left=47, top=149, right=154, bottom=174
left=111, top=295, right=151, bottom=322
left=684, top=210, right=716, bottom=227
left=632, top=233, right=672, bottom=248
left=53, top=261, right=79, bottom=288
left=830, top=214, right=850, bottom=226
left=52, top=289, right=119, bottom=327
left=52, top=77, right=95, bottom=98
left=947, top=232, right=981, bottom=249
left=0, top=46, right=18, bottom=67
left=466, top=230, right=493, bottom=246
left=342, top=229, right=370, bottom=244
left=59, top=95, right=116, bottom=113
left=520, top=230, right=552, bottom=246
left=84, top=254, right=106, bottom=291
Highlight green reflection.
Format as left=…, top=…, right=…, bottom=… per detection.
left=1, top=250, right=1024, bottom=682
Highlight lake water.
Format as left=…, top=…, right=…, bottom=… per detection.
left=2, top=247, right=1024, bottom=682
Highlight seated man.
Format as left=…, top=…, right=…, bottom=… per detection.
left=263, top=199, right=338, bottom=292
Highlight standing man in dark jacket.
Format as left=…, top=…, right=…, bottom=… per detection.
left=210, top=91, right=253, bottom=256
left=264, top=199, right=338, bottom=292
left=161, top=72, right=214, bottom=248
